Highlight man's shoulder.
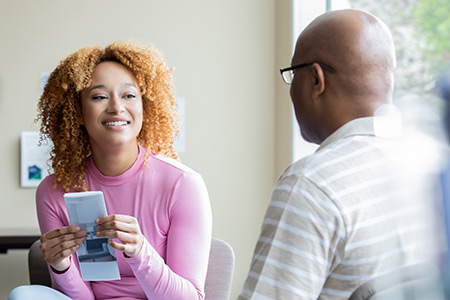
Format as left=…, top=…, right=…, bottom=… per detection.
left=280, top=135, right=384, bottom=192
left=281, top=154, right=315, bottom=182
left=283, top=137, right=367, bottom=176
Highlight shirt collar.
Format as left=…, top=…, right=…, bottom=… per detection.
left=317, top=117, right=376, bottom=151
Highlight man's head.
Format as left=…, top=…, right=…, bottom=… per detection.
left=289, top=9, right=396, bottom=144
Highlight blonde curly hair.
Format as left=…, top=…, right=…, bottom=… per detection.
left=37, top=41, right=179, bottom=192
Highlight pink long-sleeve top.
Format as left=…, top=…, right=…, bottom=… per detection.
left=36, top=145, right=212, bottom=300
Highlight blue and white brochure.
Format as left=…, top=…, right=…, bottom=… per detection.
left=64, top=191, right=121, bottom=281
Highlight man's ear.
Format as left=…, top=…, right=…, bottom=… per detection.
left=311, top=63, right=326, bottom=99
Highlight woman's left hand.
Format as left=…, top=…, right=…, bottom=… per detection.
left=95, top=214, right=144, bottom=257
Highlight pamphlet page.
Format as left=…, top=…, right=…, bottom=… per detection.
left=64, top=191, right=121, bottom=281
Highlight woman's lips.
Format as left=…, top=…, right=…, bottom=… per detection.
left=102, top=121, right=130, bottom=126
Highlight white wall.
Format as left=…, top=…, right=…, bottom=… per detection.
left=0, top=0, right=293, bottom=298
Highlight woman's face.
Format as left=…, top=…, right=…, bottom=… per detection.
left=80, top=61, right=143, bottom=153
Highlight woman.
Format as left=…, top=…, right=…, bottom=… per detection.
left=9, top=41, right=212, bottom=300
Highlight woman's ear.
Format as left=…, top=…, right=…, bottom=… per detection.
left=311, top=63, right=326, bottom=99
left=78, top=91, right=86, bottom=126
left=78, top=113, right=84, bottom=126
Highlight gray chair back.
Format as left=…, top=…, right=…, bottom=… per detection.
left=204, top=238, right=235, bottom=300
left=28, top=237, right=235, bottom=300
left=28, top=239, right=50, bottom=287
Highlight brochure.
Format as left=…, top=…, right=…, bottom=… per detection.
left=64, top=191, right=121, bottom=281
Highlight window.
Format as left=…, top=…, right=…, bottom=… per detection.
left=291, top=0, right=447, bottom=162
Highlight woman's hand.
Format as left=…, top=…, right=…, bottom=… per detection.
left=95, top=214, right=144, bottom=257
left=40, top=226, right=87, bottom=272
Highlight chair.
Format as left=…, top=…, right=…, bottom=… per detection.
left=204, top=238, right=235, bottom=300
left=349, top=263, right=445, bottom=300
left=28, top=238, right=235, bottom=300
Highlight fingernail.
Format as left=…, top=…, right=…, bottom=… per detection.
left=96, top=232, right=100, bottom=237
left=95, top=218, right=99, bottom=224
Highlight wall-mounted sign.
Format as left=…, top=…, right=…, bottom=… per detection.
left=20, top=131, right=53, bottom=188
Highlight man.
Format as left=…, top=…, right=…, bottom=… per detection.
left=238, top=9, right=439, bottom=299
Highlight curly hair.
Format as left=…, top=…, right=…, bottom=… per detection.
left=37, top=41, right=179, bottom=192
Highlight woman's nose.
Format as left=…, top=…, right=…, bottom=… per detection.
left=106, top=96, right=124, bottom=113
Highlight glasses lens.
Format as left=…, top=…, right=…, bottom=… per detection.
left=281, top=70, right=293, bottom=84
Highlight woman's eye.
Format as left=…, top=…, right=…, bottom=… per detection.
left=124, top=94, right=136, bottom=99
left=92, top=95, right=107, bottom=100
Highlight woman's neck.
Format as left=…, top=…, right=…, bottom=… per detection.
left=91, top=143, right=140, bottom=177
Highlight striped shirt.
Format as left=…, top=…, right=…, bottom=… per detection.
left=239, top=117, right=440, bottom=300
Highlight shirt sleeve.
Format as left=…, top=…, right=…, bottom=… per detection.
left=36, top=177, right=95, bottom=300
left=126, top=171, right=212, bottom=300
left=238, top=173, right=346, bottom=300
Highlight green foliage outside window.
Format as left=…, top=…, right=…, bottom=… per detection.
left=413, top=0, right=450, bottom=72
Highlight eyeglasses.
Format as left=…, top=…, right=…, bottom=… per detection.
left=280, top=61, right=336, bottom=85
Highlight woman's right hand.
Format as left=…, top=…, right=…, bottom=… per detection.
left=40, top=225, right=87, bottom=272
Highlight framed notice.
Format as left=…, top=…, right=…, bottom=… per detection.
left=20, top=131, right=52, bottom=188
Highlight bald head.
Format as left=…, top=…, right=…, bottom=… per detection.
left=294, top=9, right=396, bottom=104
left=289, top=9, right=396, bottom=144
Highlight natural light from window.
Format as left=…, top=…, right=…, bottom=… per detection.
left=291, top=0, right=447, bottom=162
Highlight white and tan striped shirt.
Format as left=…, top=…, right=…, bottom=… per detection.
left=239, top=117, right=440, bottom=300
